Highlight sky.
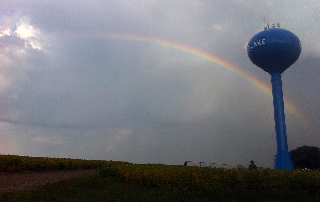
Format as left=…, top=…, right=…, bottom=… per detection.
left=0, top=0, right=319, bottom=168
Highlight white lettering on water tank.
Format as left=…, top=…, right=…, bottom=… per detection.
left=247, top=39, right=266, bottom=51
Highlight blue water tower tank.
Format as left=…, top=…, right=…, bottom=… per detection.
left=247, top=25, right=301, bottom=169
left=247, top=26, right=301, bottom=74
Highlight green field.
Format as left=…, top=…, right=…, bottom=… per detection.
left=0, top=154, right=108, bottom=172
left=1, top=155, right=320, bottom=201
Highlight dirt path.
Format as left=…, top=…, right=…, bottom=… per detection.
left=0, top=169, right=98, bottom=193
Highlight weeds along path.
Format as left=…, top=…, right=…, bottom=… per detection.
left=0, top=169, right=98, bottom=193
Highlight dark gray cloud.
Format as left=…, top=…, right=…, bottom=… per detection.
left=0, top=0, right=318, bottom=168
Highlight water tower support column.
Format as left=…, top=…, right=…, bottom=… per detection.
left=271, top=72, right=294, bottom=169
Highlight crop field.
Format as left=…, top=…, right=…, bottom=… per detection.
left=0, top=154, right=109, bottom=172
left=1, top=155, right=320, bottom=201
left=100, top=162, right=320, bottom=201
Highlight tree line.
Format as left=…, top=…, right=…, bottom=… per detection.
left=290, top=145, right=320, bottom=169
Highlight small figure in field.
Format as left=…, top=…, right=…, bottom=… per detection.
left=249, top=160, right=257, bottom=170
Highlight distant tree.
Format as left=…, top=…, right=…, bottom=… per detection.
left=248, top=160, right=257, bottom=170
left=290, top=145, right=320, bottom=169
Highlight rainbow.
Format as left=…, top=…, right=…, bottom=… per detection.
left=92, top=32, right=307, bottom=123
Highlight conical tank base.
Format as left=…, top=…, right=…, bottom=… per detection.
left=274, top=149, right=294, bottom=169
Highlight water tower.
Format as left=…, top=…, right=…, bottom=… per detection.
left=247, top=23, right=301, bottom=169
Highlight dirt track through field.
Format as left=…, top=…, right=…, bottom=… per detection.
left=0, top=169, right=98, bottom=193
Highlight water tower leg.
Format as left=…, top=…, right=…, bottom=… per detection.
left=270, top=73, right=294, bottom=169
